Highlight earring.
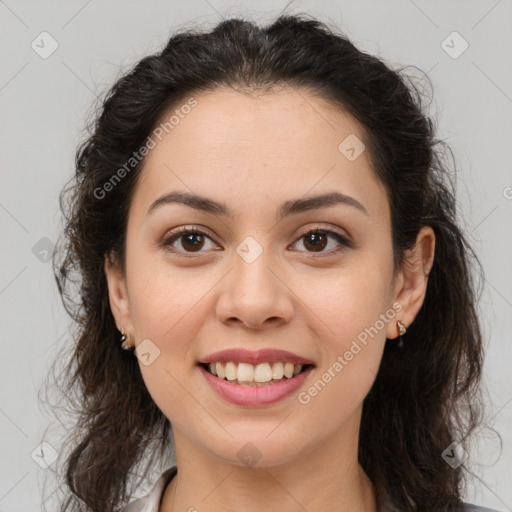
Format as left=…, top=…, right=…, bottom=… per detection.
left=120, top=331, right=134, bottom=351
left=397, top=320, right=407, bottom=337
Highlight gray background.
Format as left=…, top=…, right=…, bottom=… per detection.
left=0, top=0, right=511, bottom=510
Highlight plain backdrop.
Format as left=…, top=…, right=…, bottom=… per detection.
left=0, top=1, right=511, bottom=511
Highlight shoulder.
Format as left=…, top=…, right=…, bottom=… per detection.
left=118, top=476, right=500, bottom=512
left=122, top=466, right=177, bottom=512
left=461, top=503, right=502, bottom=512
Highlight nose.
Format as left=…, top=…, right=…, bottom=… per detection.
left=215, top=246, right=294, bottom=330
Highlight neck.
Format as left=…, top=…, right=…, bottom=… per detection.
left=160, top=425, right=377, bottom=512
left=162, top=463, right=376, bottom=512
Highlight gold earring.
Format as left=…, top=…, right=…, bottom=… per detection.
left=397, top=320, right=407, bottom=337
left=120, top=331, right=134, bottom=351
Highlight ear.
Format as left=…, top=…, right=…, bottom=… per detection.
left=104, top=252, right=133, bottom=335
left=386, top=226, right=436, bottom=339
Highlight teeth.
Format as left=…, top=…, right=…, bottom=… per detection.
left=284, top=362, right=294, bottom=378
left=215, top=362, right=225, bottom=379
left=237, top=362, right=254, bottom=381
left=272, top=362, right=284, bottom=379
left=254, top=363, right=272, bottom=382
left=225, top=361, right=237, bottom=381
left=205, top=361, right=305, bottom=383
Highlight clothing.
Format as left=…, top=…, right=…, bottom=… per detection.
left=123, top=466, right=177, bottom=511
left=121, top=465, right=501, bottom=512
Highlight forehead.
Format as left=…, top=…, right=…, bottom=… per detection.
left=132, top=87, right=388, bottom=220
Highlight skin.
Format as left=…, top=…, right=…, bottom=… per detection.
left=105, top=86, right=435, bottom=512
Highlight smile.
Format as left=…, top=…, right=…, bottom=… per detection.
left=200, top=361, right=312, bottom=386
left=198, top=362, right=315, bottom=406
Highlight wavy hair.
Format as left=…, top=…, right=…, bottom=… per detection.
left=45, top=12, right=490, bottom=512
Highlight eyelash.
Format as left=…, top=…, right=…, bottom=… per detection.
left=161, top=225, right=352, bottom=259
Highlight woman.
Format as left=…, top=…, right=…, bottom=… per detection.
left=49, top=12, right=500, bottom=512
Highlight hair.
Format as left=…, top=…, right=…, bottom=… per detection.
left=45, top=11, right=492, bottom=512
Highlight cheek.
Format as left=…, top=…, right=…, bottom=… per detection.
left=300, top=256, right=392, bottom=341
left=295, top=253, right=393, bottom=399
left=129, top=273, right=212, bottom=358
left=128, top=261, right=216, bottom=419
left=126, top=243, right=207, bottom=333
left=126, top=252, right=225, bottom=391
left=295, top=271, right=390, bottom=424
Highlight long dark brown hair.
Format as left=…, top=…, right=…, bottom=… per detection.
left=43, top=12, right=493, bottom=512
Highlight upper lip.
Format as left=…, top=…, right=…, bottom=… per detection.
left=199, top=348, right=315, bottom=366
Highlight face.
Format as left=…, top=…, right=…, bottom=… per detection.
left=105, top=86, right=434, bottom=469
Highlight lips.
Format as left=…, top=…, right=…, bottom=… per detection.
left=198, top=348, right=315, bottom=366
left=199, top=363, right=315, bottom=406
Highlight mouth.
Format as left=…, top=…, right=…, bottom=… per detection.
left=198, top=361, right=315, bottom=387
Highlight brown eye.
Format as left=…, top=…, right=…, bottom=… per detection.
left=302, top=231, right=328, bottom=252
left=292, top=228, right=351, bottom=256
left=161, top=227, right=218, bottom=257
left=180, top=232, right=206, bottom=252
left=161, top=225, right=351, bottom=259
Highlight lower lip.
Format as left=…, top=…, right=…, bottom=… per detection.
left=199, top=365, right=314, bottom=406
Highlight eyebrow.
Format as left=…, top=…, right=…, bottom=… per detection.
left=146, top=190, right=368, bottom=220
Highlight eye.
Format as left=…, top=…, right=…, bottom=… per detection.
left=290, top=227, right=352, bottom=257
left=161, top=226, right=219, bottom=257
left=161, top=225, right=352, bottom=259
